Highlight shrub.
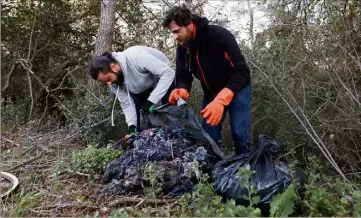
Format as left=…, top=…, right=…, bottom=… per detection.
left=71, top=145, right=123, bottom=177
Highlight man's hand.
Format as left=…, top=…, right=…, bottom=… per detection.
left=168, top=88, right=190, bottom=104
left=200, top=88, right=234, bottom=126
left=200, top=101, right=224, bottom=126
left=141, top=100, right=155, bottom=113
left=125, top=125, right=137, bottom=139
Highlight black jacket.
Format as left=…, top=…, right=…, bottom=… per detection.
left=175, top=16, right=251, bottom=98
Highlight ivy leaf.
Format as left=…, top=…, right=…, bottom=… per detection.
left=340, top=197, right=348, bottom=205
left=252, top=196, right=260, bottom=205
left=270, top=184, right=296, bottom=217
left=353, top=190, right=361, bottom=198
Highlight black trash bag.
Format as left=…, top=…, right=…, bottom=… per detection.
left=140, top=103, right=224, bottom=159
left=100, top=127, right=218, bottom=196
left=213, top=134, right=306, bottom=215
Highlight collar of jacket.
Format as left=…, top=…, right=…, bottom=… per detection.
left=189, top=15, right=209, bottom=48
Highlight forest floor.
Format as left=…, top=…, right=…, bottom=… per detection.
left=0, top=127, right=177, bottom=217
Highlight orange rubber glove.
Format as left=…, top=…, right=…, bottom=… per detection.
left=200, top=88, right=234, bottom=126
left=200, top=101, right=224, bottom=126
left=168, top=88, right=190, bottom=104
left=214, top=88, right=235, bottom=106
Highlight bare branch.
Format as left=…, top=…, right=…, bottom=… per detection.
left=8, top=152, right=50, bottom=172
left=50, top=64, right=83, bottom=92
left=68, top=73, right=105, bottom=105
left=37, top=91, right=50, bottom=132
left=53, top=96, right=82, bottom=122
left=27, top=15, right=36, bottom=60
left=27, top=71, right=34, bottom=118
left=1, top=63, right=16, bottom=92
left=1, top=137, right=20, bottom=147
left=108, top=196, right=177, bottom=207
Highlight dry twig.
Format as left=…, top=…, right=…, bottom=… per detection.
left=1, top=137, right=20, bottom=147
left=49, top=169, right=91, bottom=180
left=7, top=151, right=50, bottom=171
left=108, top=197, right=177, bottom=207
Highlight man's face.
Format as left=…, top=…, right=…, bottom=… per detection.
left=168, top=21, right=193, bottom=46
left=96, top=63, right=123, bottom=86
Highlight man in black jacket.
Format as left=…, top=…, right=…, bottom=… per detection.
left=163, top=5, right=251, bottom=155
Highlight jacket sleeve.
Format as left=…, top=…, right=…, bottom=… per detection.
left=175, top=46, right=193, bottom=92
left=218, top=28, right=250, bottom=94
left=135, top=50, right=175, bottom=104
left=109, top=84, right=137, bottom=127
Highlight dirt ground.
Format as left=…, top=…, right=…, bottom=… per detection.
left=0, top=126, right=176, bottom=217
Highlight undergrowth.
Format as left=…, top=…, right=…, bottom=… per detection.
left=106, top=166, right=297, bottom=217
left=70, top=145, right=123, bottom=178
left=97, top=155, right=361, bottom=217
left=301, top=156, right=361, bottom=217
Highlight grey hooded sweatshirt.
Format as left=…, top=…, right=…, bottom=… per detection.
left=108, top=46, right=175, bottom=127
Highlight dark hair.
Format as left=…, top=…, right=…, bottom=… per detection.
left=162, top=5, right=192, bottom=28
left=89, top=52, right=117, bottom=80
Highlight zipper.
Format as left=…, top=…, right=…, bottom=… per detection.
left=196, top=50, right=215, bottom=97
left=224, top=52, right=235, bottom=68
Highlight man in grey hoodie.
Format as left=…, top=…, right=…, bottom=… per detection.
left=89, top=46, right=175, bottom=137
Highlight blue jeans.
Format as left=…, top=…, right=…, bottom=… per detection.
left=201, top=83, right=251, bottom=155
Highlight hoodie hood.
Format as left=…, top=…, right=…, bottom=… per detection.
left=190, top=15, right=209, bottom=43
left=111, top=52, right=128, bottom=81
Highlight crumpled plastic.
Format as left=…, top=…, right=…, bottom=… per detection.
left=100, top=127, right=220, bottom=196
left=140, top=103, right=225, bottom=159
left=213, top=134, right=306, bottom=214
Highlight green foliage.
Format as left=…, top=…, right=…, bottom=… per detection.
left=71, top=145, right=122, bottom=176
left=173, top=166, right=263, bottom=217
left=109, top=206, right=172, bottom=217
left=175, top=180, right=261, bottom=217
left=142, top=162, right=163, bottom=198
left=59, top=90, right=128, bottom=147
left=270, top=184, right=296, bottom=217
left=103, top=158, right=361, bottom=217
left=1, top=98, right=28, bottom=131
left=9, top=190, right=44, bottom=217
left=246, top=0, right=361, bottom=178
left=301, top=155, right=361, bottom=217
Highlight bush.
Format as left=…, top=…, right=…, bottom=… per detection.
left=1, top=97, right=28, bottom=131
left=301, top=156, right=361, bottom=217
left=71, top=145, right=123, bottom=177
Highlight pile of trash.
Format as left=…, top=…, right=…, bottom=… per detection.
left=98, top=102, right=306, bottom=215
left=100, top=127, right=220, bottom=196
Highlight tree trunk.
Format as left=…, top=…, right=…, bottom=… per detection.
left=88, top=0, right=116, bottom=103
left=93, top=0, right=116, bottom=57
left=185, top=0, right=192, bottom=10
left=247, top=0, right=254, bottom=46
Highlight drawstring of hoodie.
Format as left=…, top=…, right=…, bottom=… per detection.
left=111, top=86, right=119, bottom=126
left=126, top=84, right=133, bottom=115
left=110, top=74, right=136, bottom=128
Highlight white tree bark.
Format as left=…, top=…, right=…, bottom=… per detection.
left=93, top=0, right=116, bottom=57
left=247, top=0, right=254, bottom=46
left=185, top=0, right=192, bottom=9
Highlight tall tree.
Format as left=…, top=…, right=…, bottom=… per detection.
left=247, top=0, right=254, bottom=46
left=185, top=0, right=192, bottom=9
left=93, top=0, right=116, bottom=56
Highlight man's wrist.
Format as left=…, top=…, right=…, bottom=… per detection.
left=128, top=125, right=137, bottom=133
